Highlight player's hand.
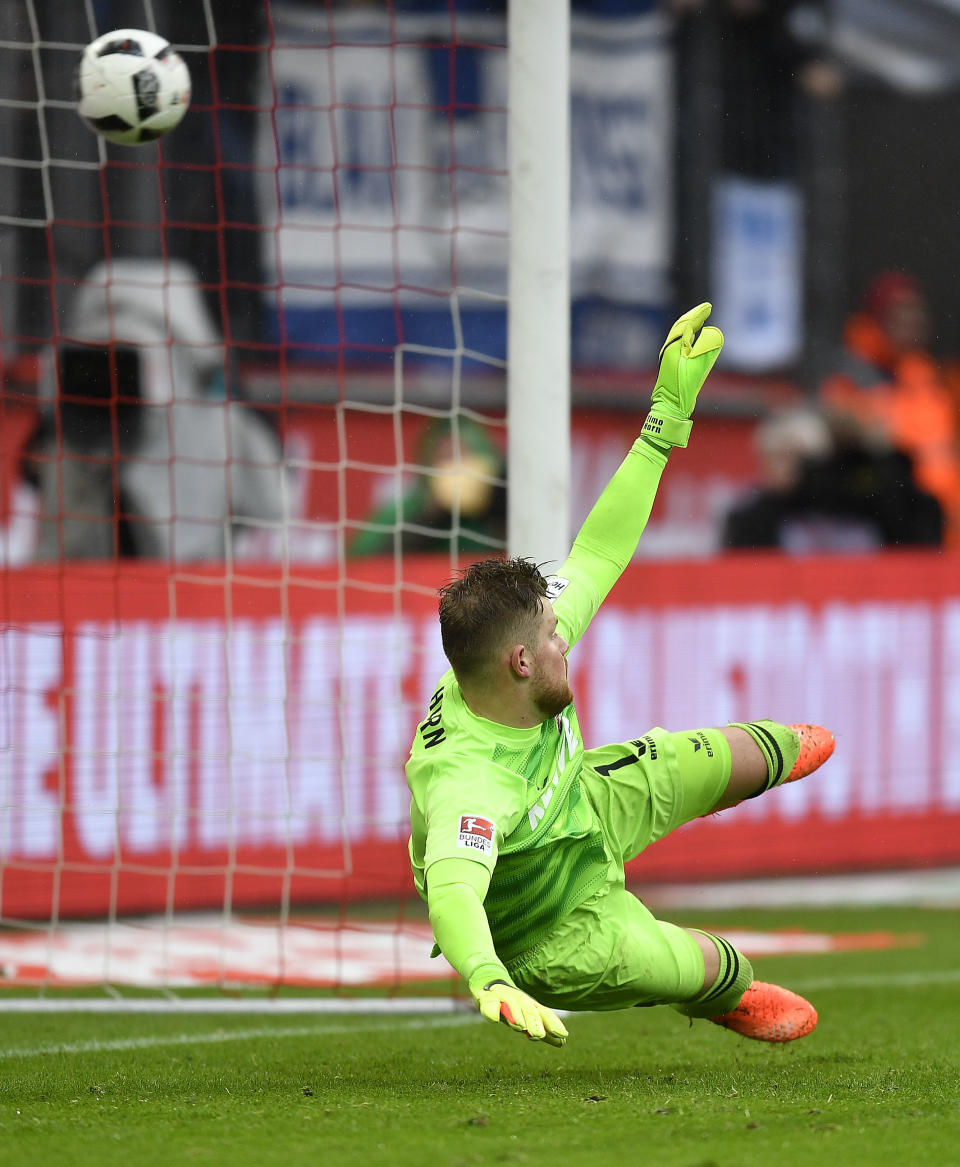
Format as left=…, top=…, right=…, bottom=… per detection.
left=643, top=302, right=724, bottom=450
left=470, top=976, right=568, bottom=1047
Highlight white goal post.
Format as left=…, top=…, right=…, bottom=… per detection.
left=507, top=1, right=571, bottom=568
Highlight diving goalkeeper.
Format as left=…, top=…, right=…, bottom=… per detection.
left=405, top=303, right=835, bottom=1048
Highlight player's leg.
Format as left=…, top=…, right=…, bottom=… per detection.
left=713, top=721, right=835, bottom=811
left=680, top=928, right=818, bottom=1042
left=505, top=882, right=717, bottom=1013
left=573, top=731, right=823, bottom=1041
left=579, top=721, right=834, bottom=864
left=657, top=730, right=825, bottom=1040
left=507, top=884, right=816, bottom=1042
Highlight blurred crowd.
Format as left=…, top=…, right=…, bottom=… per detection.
left=723, top=269, right=960, bottom=553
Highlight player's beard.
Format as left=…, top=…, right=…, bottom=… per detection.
left=531, top=671, right=574, bottom=721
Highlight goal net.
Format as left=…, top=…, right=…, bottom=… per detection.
left=0, top=0, right=520, bottom=1003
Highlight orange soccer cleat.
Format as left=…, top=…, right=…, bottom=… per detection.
left=710, top=981, right=818, bottom=1043
left=785, top=723, right=835, bottom=784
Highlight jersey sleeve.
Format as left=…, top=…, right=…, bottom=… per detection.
left=421, top=756, right=525, bottom=879
left=551, top=436, right=668, bottom=648
left=425, top=857, right=512, bottom=988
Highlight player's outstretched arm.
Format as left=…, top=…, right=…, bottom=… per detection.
left=554, top=304, right=724, bottom=647
left=427, top=857, right=568, bottom=1048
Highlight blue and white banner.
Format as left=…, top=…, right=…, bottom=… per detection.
left=257, top=6, right=673, bottom=367
left=711, top=176, right=803, bottom=372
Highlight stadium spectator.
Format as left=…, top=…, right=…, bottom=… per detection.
left=31, top=260, right=284, bottom=562
left=819, top=270, right=960, bottom=546
left=406, top=305, right=834, bottom=1048
left=721, top=406, right=943, bottom=551
left=348, top=414, right=506, bottom=558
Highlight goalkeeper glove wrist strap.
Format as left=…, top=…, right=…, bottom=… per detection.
left=467, top=965, right=514, bottom=995
left=642, top=409, right=693, bottom=450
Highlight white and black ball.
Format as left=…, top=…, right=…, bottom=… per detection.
left=76, top=28, right=191, bottom=146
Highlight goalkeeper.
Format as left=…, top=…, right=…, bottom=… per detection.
left=406, top=304, right=835, bottom=1048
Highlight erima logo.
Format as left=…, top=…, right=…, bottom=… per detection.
left=457, top=815, right=494, bottom=855
left=528, top=713, right=578, bottom=831
left=689, top=731, right=714, bottom=758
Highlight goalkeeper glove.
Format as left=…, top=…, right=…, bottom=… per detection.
left=642, top=301, right=724, bottom=451
left=469, top=974, right=568, bottom=1048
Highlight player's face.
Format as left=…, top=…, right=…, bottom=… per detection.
left=530, top=602, right=573, bottom=720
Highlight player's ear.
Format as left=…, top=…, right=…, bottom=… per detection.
left=509, top=643, right=531, bottom=679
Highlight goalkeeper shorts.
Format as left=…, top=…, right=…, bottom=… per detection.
left=505, top=725, right=732, bottom=1012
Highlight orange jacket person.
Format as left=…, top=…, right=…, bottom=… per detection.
left=820, top=271, right=960, bottom=546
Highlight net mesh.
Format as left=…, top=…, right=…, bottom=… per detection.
left=0, top=0, right=508, bottom=999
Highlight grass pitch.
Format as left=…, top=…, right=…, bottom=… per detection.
left=0, top=905, right=957, bottom=1167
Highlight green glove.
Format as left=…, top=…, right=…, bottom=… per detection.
left=642, top=301, right=724, bottom=451
left=469, top=974, right=568, bottom=1048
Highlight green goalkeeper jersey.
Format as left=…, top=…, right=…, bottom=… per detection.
left=406, top=579, right=609, bottom=963
left=406, top=435, right=669, bottom=967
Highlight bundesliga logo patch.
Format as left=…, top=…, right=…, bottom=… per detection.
left=457, top=815, right=495, bottom=855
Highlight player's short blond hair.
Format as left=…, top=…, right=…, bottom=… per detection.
left=438, top=557, right=548, bottom=681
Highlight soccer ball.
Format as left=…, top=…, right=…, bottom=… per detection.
left=76, top=28, right=191, bottom=146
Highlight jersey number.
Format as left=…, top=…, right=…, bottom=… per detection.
left=594, top=740, right=646, bottom=777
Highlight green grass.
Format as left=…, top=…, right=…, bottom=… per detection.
left=0, top=905, right=958, bottom=1167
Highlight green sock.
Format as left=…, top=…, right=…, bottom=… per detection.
left=673, top=932, right=754, bottom=1019
left=728, top=720, right=800, bottom=795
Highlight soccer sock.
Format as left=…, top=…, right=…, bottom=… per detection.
left=727, top=720, right=801, bottom=796
left=672, top=932, right=754, bottom=1019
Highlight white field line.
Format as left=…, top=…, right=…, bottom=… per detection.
left=787, top=968, right=960, bottom=992
left=0, top=961, right=956, bottom=1026
left=643, top=867, right=960, bottom=909
left=0, top=1012, right=482, bottom=1060
left=0, top=997, right=470, bottom=1014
